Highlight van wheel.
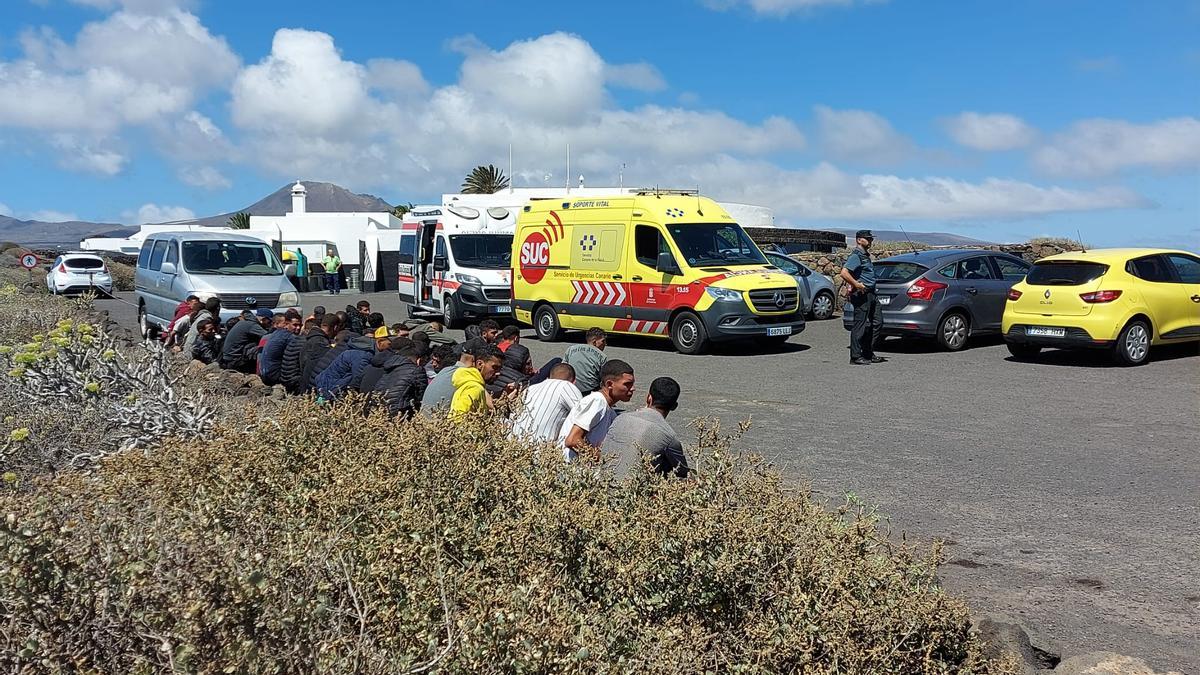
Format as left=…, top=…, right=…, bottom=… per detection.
left=1112, top=319, right=1151, bottom=366
left=534, top=305, right=561, bottom=342
left=936, top=312, right=969, bottom=351
left=138, top=303, right=159, bottom=341
left=444, top=294, right=463, bottom=329
left=670, top=311, right=709, bottom=355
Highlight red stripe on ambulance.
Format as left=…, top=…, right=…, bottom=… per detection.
left=570, top=280, right=626, bottom=305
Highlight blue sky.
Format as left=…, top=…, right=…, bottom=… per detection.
left=1, top=0, right=1197, bottom=246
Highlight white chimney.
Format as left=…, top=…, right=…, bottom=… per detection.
left=290, top=180, right=307, bottom=215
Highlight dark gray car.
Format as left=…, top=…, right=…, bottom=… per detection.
left=842, top=249, right=1031, bottom=350
left=764, top=251, right=838, bottom=320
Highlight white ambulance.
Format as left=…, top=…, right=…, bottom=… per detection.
left=397, top=196, right=516, bottom=327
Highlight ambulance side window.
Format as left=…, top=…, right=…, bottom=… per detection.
left=434, top=236, right=447, bottom=260
left=399, top=236, right=415, bottom=264
left=635, top=225, right=666, bottom=267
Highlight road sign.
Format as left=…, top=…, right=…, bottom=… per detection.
left=19, top=253, right=39, bottom=269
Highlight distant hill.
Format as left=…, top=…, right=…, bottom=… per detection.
left=830, top=228, right=994, bottom=247
left=186, top=181, right=394, bottom=228
left=0, top=181, right=394, bottom=246
left=0, top=216, right=132, bottom=247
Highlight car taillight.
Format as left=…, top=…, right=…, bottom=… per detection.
left=57, top=264, right=67, bottom=273
left=907, top=277, right=948, bottom=301
left=1080, top=290, right=1122, bottom=303
left=1007, top=289, right=1022, bottom=301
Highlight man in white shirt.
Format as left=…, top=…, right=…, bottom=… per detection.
left=557, top=359, right=635, bottom=462
left=510, top=363, right=580, bottom=442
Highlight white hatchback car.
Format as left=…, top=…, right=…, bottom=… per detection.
left=46, top=252, right=114, bottom=297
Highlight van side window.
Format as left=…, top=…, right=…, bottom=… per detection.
left=399, top=235, right=415, bottom=264
left=634, top=225, right=661, bottom=267
left=164, top=241, right=179, bottom=266
left=148, top=240, right=169, bottom=271
left=138, top=241, right=153, bottom=269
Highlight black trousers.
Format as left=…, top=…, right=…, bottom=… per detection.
left=849, top=290, right=882, bottom=360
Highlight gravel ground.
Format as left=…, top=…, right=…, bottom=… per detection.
left=99, top=290, right=1200, bottom=671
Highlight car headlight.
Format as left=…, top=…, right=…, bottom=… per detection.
left=705, top=287, right=742, bottom=302
left=190, top=291, right=218, bottom=302
left=278, top=291, right=300, bottom=307
left=455, top=273, right=482, bottom=286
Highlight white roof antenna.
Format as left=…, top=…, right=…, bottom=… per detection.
left=578, top=174, right=585, bottom=188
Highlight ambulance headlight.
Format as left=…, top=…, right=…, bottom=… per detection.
left=454, top=273, right=482, bottom=286
left=705, top=287, right=742, bottom=302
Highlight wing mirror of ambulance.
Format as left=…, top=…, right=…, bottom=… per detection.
left=433, top=256, right=449, bottom=272
left=656, top=251, right=682, bottom=276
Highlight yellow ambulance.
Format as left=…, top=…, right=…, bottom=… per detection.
left=511, top=190, right=805, bottom=354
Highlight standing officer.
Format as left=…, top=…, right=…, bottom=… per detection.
left=840, top=230, right=887, bottom=365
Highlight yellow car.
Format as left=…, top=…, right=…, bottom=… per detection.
left=1002, top=248, right=1200, bottom=366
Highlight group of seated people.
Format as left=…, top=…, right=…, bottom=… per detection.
left=166, top=297, right=687, bottom=478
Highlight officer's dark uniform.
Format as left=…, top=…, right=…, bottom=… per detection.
left=845, top=230, right=884, bottom=364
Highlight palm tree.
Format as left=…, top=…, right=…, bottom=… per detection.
left=461, top=165, right=510, bottom=194
left=391, top=202, right=415, bottom=218
left=227, top=212, right=251, bottom=230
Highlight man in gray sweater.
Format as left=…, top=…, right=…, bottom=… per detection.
left=603, top=376, right=688, bottom=479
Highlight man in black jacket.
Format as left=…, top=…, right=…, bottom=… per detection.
left=353, top=335, right=409, bottom=394
left=190, top=318, right=220, bottom=365
left=220, top=308, right=271, bottom=373
left=371, top=342, right=429, bottom=418
left=279, top=318, right=316, bottom=394
left=298, top=315, right=340, bottom=394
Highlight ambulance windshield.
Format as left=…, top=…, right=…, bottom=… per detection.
left=666, top=223, right=767, bottom=267
left=449, top=234, right=513, bottom=270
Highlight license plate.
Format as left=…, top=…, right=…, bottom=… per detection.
left=767, top=326, right=792, bottom=337
left=1026, top=326, right=1065, bottom=338
left=490, top=305, right=512, bottom=314
left=878, top=296, right=892, bottom=305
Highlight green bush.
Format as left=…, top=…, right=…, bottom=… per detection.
left=0, top=397, right=1011, bottom=674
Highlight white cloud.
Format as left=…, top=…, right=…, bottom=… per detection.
left=1032, top=117, right=1200, bottom=177
left=605, top=62, right=667, bottom=92
left=178, top=165, right=231, bottom=190
left=666, top=157, right=1144, bottom=221
left=0, top=202, right=12, bottom=217
left=66, top=0, right=198, bottom=13
left=229, top=29, right=804, bottom=194
left=814, top=105, right=911, bottom=165
left=123, top=203, right=196, bottom=224
left=942, top=112, right=1037, bottom=151
left=456, top=32, right=607, bottom=125
left=703, top=0, right=886, bottom=17
left=0, top=7, right=236, bottom=173
left=366, top=58, right=429, bottom=98
left=50, top=134, right=128, bottom=175
left=231, top=29, right=370, bottom=134
left=29, top=210, right=79, bottom=222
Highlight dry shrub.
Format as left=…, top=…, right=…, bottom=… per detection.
left=106, top=259, right=135, bottom=291
left=0, top=288, right=213, bottom=479
left=0, top=398, right=1010, bottom=674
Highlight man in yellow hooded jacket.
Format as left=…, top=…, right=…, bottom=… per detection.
left=450, top=344, right=505, bottom=416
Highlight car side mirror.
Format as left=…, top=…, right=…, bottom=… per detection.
left=656, top=251, right=681, bottom=276
left=159, top=262, right=176, bottom=275
left=283, top=263, right=297, bottom=276
left=433, top=256, right=449, bottom=272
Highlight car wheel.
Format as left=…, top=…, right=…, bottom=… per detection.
left=443, top=294, right=462, bottom=329
left=1113, top=319, right=1151, bottom=366
left=809, top=291, right=835, bottom=320
left=936, top=312, right=970, bottom=351
left=533, top=304, right=561, bottom=342
left=670, top=311, right=709, bottom=355
left=138, top=303, right=159, bottom=341
left=1006, top=342, right=1041, bottom=360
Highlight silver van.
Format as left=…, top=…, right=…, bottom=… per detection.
left=135, top=231, right=301, bottom=338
